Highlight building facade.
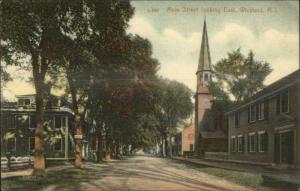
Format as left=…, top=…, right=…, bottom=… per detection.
left=172, top=124, right=195, bottom=156
left=194, top=19, right=227, bottom=154
left=1, top=94, right=75, bottom=160
left=227, top=70, right=300, bottom=166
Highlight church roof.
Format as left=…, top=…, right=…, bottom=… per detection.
left=197, top=18, right=212, bottom=72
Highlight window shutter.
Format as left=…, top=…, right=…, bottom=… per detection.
left=264, top=100, right=269, bottom=120
left=255, top=105, right=259, bottom=121
left=276, top=94, right=280, bottom=114
left=247, top=107, right=250, bottom=123
left=248, top=135, right=250, bottom=152
left=242, top=136, right=244, bottom=152
left=256, top=134, right=259, bottom=152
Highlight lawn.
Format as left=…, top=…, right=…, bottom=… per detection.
left=171, top=159, right=298, bottom=191
left=1, top=167, right=99, bottom=191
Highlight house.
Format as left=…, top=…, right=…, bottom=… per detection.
left=172, top=123, right=195, bottom=156
left=0, top=94, right=75, bottom=160
left=227, top=69, right=300, bottom=166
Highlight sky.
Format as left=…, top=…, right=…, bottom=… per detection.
left=2, top=1, right=299, bottom=101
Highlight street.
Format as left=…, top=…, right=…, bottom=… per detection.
left=78, top=156, right=252, bottom=191
left=17, top=155, right=254, bottom=191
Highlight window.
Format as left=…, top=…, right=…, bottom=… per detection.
left=204, top=99, right=210, bottom=109
left=234, top=112, right=239, bottom=128
left=258, top=131, right=268, bottom=152
left=231, top=136, right=236, bottom=152
left=204, top=74, right=208, bottom=81
left=277, top=91, right=289, bottom=114
left=8, top=116, right=15, bottom=129
left=237, top=135, right=244, bottom=152
left=44, top=116, right=54, bottom=128
left=15, top=115, right=29, bottom=129
left=189, top=144, right=194, bottom=151
left=281, top=91, right=289, bottom=113
left=7, top=137, right=16, bottom=151
left=188, top=133, right=194, bottom=140
left=248, top=133, right=256, bottom=152
left=54, top=137, right=63, bottom=151
left=29, top=137, right=35, bottom=151
left=30, top=115, right=36, bottom=129
left=258, top=103, right=264, bottom=120
left=55, top=116, right=62, bottom=129
left=18, top=98, right=30, bottom=106
left=249, top=105, right=256, bottom=123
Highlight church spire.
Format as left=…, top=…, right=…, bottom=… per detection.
left=197, top=18, right=212, bottom=73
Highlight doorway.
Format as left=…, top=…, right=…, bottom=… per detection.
left=274, top=131, right=294, bottom=164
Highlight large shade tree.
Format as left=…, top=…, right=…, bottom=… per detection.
left=210, top=49, right=272, bottom=103
left=0, top=1, right=88, bottom=175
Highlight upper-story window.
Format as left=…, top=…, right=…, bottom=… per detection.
left=249, top=104, right=256, bottom=123
left=281, top=91, right=289, bottom=113
left=258, top=102, right=264, bottom=120
left=277, top=91, right=289, bottom=114
left=234, top=112, right=239, bottom=128
left=18, top=98, right=30, bottom=106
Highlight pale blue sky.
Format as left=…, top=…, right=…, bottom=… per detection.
left=3, top=1, right=299, bottom=100
left=128, top=0, right=299, bottom=91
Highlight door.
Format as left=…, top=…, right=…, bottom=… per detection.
left=274, top=131, right=294, bottom=164
left=281, top=131, right=294, bottom=164
left=274, top=133, right=280, bottom=163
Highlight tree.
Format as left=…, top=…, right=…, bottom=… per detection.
left=152, top=79, right=193, bottom=156
left=211, top=49, right=272, bottom=103
left=0, top=1, right=98, bottom=174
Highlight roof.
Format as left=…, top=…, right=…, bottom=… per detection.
left=227, top=69, right=300, bottom=114
left=197, top=18, right=212, bottom=72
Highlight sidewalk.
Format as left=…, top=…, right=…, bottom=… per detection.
left=173, top=157, right=300, bottom=185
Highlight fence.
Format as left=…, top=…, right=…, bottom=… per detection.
left=1, top=156, right=34, bottom=171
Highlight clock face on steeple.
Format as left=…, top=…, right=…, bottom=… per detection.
left=204, top=99, right=211, bottom=109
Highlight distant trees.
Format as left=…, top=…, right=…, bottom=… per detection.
left=152, top=79, right=193, bottom=156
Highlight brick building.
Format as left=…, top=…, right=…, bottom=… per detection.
left=227, top=69, right=300, bottom=166
left=172, top=123, right=195, bottom=156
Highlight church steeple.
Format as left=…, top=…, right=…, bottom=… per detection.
left=196, top=18, right=212, bottom=89
left=197, top=18, right=212, bottom=72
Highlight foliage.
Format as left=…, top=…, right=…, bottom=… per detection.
left=209, top=49, right=272, bottom=103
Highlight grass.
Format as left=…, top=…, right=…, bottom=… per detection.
left=1, top=167, right=99, bottom=191
left=172, top=159, right=298, bottom=191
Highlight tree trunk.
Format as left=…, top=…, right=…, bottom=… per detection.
left=31, top=53, right=47, bottom=176
left=116, top=140, right=121, bottom=159
left=32, top=79, right=46, bottom=175
left=105, top=141, right=111, bottom=160
left=96, top=130, right=103, bottom=162
left=68, top=73, right=82, bottom=168
left=164, top=134, right=169, bottom=157
left=74, top=115, right=82, bottom=168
